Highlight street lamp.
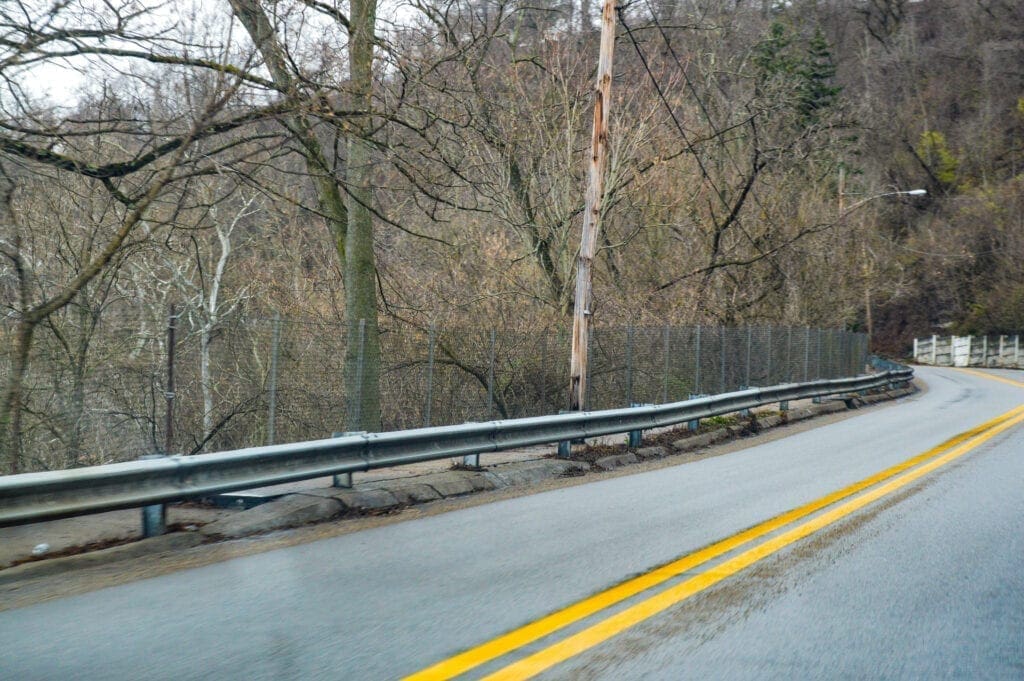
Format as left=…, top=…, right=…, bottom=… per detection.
left=837, top=168, right=926, bottom=343
left=842, top=188, right=927, bottom=215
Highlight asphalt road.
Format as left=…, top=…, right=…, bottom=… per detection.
left=1, top=366, right=1022, bottom=680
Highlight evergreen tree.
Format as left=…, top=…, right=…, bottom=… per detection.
left=797, top=28, right=841, bottom=125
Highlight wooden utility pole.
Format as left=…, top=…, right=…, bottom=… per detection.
left=569, top=0, right=617, bottom=412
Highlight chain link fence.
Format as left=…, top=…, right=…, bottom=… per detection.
left=0, top=313, right=868, bottom=472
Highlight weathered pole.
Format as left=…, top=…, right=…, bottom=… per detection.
left=840, top=165, right=874, bottom=345
left=569, top=0, right=617, bottom=412
left=164, top=304, right=176, bottom=454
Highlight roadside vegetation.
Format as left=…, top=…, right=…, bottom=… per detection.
left=1, top=0, right=1020, bottom=472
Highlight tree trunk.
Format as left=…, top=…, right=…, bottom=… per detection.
left=64, top=304, right=93, bottom=468
left=0, top=321, right=34, bottom=474
left=345, top=0, right=382, bottom=432
left=201, top=324, right=214, bottom=441
left=228, top=0, right=382, bottom=433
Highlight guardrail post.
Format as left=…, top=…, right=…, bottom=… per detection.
left=331, top=431, right=365, bottom=487
left=140, top=454, right=167, bottom=537
left=739, top=386, right=750, bottom=417
left=557, top=409, right=575, bottom=458
left=688, top=394, right=700, bottom=431
left=779, top=400, right=789, bottom=413
left=627, top=403, right=644, bottom=447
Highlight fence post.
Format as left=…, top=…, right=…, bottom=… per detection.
left=785, top=326, right=792, bottom=382
left=803, top=326, right=811, bottom=382
left=931, top=335, right=938, bottom=364
left=267, top=312, right=281, bottom=446
left=352, top=319, right=366, bottom=431
left=540, top=332, right=550, bottom=411
left=487, top=329, right=496, bottom=419
left=661, top=325, right=670, bottom=404
left=816, top=329, right=823, bottom=380
left=1016, top=335, right=1021, bottom=368
left=423, top=324, right=436, bottom=427
left=720, top=326, right=726, bottom=394
left=745, top=325, right=752, bottom=388
left=625, top=325, right=635, bottom=406
left=164, top=305, right=176, bottom=454
left=585, top=326, right=594, bottom=409
left=694, top=324, right=702, bottom=395
left=765, top=326, right=773, bottom=385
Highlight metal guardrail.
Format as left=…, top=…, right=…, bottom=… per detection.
left=0, top=369, right=912, bottom=528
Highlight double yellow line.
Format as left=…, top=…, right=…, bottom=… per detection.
left=407, top=401, right=1024, bottom=680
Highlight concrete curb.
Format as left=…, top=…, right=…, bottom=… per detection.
left=200, top=494, right=345, bottom=540
left=594, top=453, right=638, bottom=471
left=0, top=532, right=205, bottom=585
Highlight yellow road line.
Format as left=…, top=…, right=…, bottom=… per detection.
left=404, top=404, right=1024, bottom=681
left=958, top=367, right=1024, bottom=388
left=484, top=407, right=1024, bottom=680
